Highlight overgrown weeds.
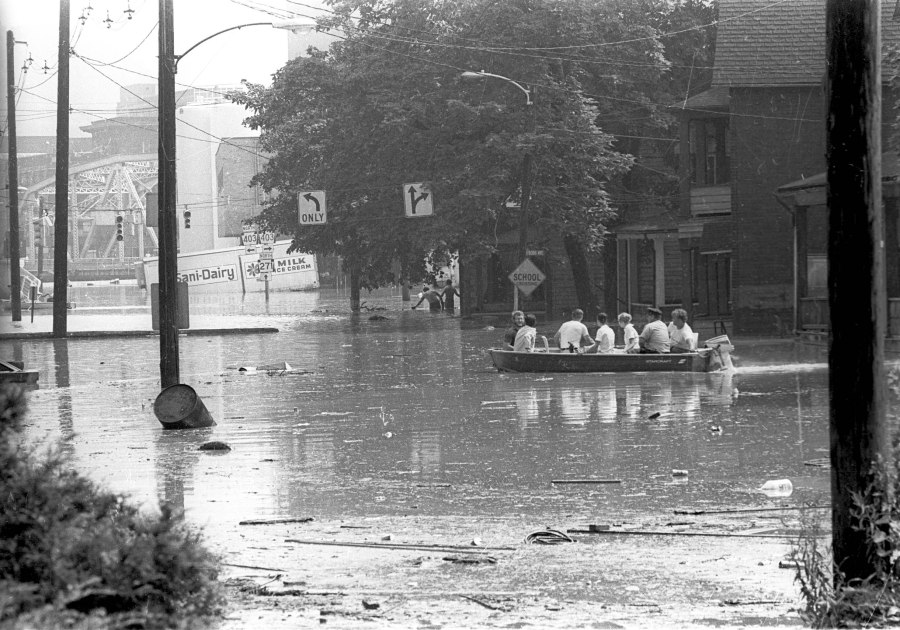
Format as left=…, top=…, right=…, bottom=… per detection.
left=792, top=449, right=900, bottom=626
left=0, top=384, right=222, bottom=629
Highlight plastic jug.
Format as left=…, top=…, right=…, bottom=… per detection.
left=760, top=478, right=793, bottom=497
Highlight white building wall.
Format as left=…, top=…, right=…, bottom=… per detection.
left=175, top=101, right=258, bottom=253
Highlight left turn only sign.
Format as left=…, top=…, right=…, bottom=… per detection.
left=298, top=190, right=327, bottom=225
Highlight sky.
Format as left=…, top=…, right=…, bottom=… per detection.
left=1, top=0, right=334, bottom=137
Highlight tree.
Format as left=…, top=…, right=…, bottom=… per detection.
left=231, top=0, right=714, bottom=311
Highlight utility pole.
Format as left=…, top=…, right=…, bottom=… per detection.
left=158, top=0, right=180, bottom=387
left=52, top=0, right=70, bottom=337
left=6, top=31, right=21, bottom=322
left=826, top=0, right=887, bottom=583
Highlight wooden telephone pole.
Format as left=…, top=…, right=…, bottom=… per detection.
left=158, top=0, right=180, bottom=386
left=825, top=0, right=888, bottom=582
left=6, top=31, right=21, bottom=322
left=52, top=0, right=70, bottom=337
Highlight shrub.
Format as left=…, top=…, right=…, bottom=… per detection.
left=792, top=451, right=900, bottom=627
left=0, top=384, right=222, bottom=627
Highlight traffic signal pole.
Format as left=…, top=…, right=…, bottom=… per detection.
left=158, top=0, right=180, bottom=387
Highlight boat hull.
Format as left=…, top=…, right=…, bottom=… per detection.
left=488, top=349, right=710, bottom=373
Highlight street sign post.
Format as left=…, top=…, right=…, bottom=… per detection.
left=298, top=190, right=327, bottom=225
left=258, top=243, right=274, bottom=283
left=403, top=183, right=433, bottom=217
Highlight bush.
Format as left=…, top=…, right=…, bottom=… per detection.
left=0, top=384, right=222, bottom=627
left=792, top=452, right=900, bottom=626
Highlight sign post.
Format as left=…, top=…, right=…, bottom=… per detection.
left=508, top=258, right=545, bottom=312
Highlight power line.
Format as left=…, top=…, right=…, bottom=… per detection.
left=72, top=53, right=266, bottom=160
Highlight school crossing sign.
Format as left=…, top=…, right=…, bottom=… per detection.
left=509, top=258, right=545, bottom=296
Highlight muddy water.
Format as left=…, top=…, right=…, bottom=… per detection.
left=6, top=288, right=830, bottom=531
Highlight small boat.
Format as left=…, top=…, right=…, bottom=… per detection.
left=0, top=360, right=39, bottom=385
left=489, top=337, right=733, bottom=374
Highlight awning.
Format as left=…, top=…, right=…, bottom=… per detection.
left=776, top=152, right=900, bottom=209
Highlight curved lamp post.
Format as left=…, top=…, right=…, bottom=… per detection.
left=157, top=0, right=314, bottom=387
left=461, top=70, right=534, bottom=311
left=174, top=20, right=315, bottom=73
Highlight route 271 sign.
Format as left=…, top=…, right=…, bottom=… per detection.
left=403, top=183, right=433, bottom=217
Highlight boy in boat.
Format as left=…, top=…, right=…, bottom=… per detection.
left=503, top=310, right=525, bottom=349
left=619, top=312, right=639, bottom=353
left=553, top=308, right=594, bottom=353
left=513, top=313, right=538, bottom=352
left=638, top=306, right=670, bottom=354
left=586, top=312, right=616, bottom=354
left=667, top=308, right=695, bottom=353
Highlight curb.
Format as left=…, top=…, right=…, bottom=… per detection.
left=0, top=327, right=280, bottom=340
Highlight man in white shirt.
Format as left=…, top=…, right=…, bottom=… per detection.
left=638, top=306, right=670, bottom=353
left=553, top=308, right=594, bottom=352
left=513, top=313, right=538, bottom=352
left=587, top=312, right=616, bottom=354
left=668, top=308, right=695, bottom=353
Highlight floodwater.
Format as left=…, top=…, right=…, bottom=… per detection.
left=4, top=288, right=832, bottom=534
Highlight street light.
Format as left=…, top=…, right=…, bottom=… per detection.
left=460, top=70, right=532, bottom=105
left=461, top=69, right=534, bottom=311
left=157, top=0, right=315, bottom=388
left=173, top=20, right=315, bottom=73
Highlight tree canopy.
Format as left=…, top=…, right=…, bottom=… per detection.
left=230, top=0, right=716, bottom=309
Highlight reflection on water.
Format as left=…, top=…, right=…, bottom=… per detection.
left=9, top=288, right=832, bottom=525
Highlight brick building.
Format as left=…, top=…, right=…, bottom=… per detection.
left=608, top=0, right=900, bottom=336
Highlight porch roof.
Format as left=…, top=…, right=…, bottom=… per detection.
left=669, top=86, right=730, bottom=113
left=775, top=153, right=900, bottom=208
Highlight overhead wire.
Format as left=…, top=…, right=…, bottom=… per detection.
left=17, top=86, right=264, bottom=159
left=72, top=52, right=266, bottom=160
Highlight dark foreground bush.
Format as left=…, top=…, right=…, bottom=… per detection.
left=0, top=384, right=222, bottom=628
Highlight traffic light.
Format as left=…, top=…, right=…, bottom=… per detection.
left=183, top=209, right=191, bottom=229
left=115, top=213, right=124, bottom=241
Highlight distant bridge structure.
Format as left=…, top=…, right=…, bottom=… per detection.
left=20, top=153, right=158, bottom=278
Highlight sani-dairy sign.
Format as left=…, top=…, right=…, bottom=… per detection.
left=243, top=254, right=315, bottom=280
left=177, top=265, right=237, bottom=285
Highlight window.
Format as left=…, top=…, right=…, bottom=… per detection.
left=689, top=119, right=730, bottom=186
left=807, top=255, right=827, bottom=298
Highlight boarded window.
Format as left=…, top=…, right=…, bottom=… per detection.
left=664, top=238, right=682, bottom=304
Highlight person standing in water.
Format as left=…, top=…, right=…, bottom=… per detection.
left=442, top=279, right=461, bottom=312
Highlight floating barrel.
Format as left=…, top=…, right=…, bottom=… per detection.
left=153, top=384, right=216, bottom=430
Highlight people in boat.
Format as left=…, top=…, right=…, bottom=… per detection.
left=411, top=285, right=443, bottom=311
left=667, top=308, right=695, bottom=353
left=638, top=306, right=670, bottom=354
left=619, top=312, right=639, bottom=353
left=553, top=308, right=594, bottom=353
left=514, top=313, right=538, bottom=352
left=441, top=279, right=461, bottom=311
left=503, top=310, right=526, bottom=349
left=586, top=312, right=616, bottom=354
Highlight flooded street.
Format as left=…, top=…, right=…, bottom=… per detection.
left=0, top=288, right=838, bottom=627
left=6, top=288, right=830, bottom=529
